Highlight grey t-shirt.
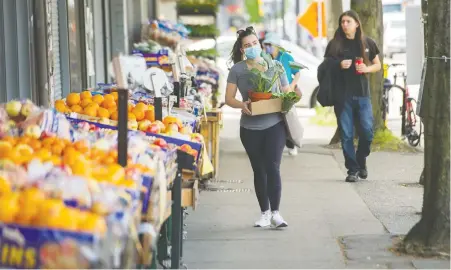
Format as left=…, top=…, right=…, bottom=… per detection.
left=227, top=60, right=289, bottom=130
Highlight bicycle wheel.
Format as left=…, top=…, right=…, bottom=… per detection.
left=406, top=99, right=421, bottom=147
left=384, top=84, right=407, bottom=133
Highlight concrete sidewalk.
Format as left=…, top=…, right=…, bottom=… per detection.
left=183, top=138, right=386, bottom=268
left=182, top=110, right=448, bottom=269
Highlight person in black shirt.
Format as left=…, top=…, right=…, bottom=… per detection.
left=324, top=10, right=381, bottom=182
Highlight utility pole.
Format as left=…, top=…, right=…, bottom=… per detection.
left=316, top=0, right=324, bottom=57
left=272, top=0, right=277, bottom=32
left=282, top=0, right=286, bottom=38
left=295, top=0, right=301, bottom=45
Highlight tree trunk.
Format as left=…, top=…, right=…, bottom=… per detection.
left=351, top=0, right=385, bottom=131
left=421, top=0, right=428, bottom=54
left=418, top=0, right=428, bottom=185
left=325, top=0, right=343, bottom=41
left=419, top=168, right=425, bottom=185
left=402, top=0, right=450, bottom=255
left=326, top=0, right=343, bottom=145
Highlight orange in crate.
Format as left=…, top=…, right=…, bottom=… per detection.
left=0, top=176, right=11, bottom=195
left=128, top=112, right=136, bottom=121
left=51, top=144, right=64, bottom=156
left=92, top=95, right=104, bottom=105
left=102, top=99, right=116, bottom=109
left=145, top=109, right=155, bottom=122
left=103, top=94, right=115, bottom=103
left=66, top=93, right=81, bottom=106
left=132, top=107, right=145, bottom=121
left=55, top=102, right=68, bottom=113
left=108, top=107, right=117, bottom=115
left=135, top=102, right=148, bottom=111
left=0, top=141, right=13, bottom=155
left=0, top=193, right=19, bottom=223
left=97, top=107, right=110, bottom=118
left=111, top=92, right=118, bottom=101
left=70, top=105, right=83, bottom=114
left=84, top=106, right=97, bottom=117
left=80, top=99, right=92, bottom=108
left=110, top=111, right=119, bottom=121
left=29, top=140, right=42, bottom=151
left=80, top=91, right=92, bottom=100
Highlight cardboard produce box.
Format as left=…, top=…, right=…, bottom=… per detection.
left=250, top=98, right=282, bottom=116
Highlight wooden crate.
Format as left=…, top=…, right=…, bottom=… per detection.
left=200, top=109, right=222, bottom=179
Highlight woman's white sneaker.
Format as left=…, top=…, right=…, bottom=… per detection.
left=254, top=210, right=271, bottom=227
left=288, top=148, right=298, bottom=156
left=271, top=211, right=288, bottom=228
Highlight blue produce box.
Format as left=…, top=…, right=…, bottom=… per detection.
left=131, top=49, right=170, bottom=67
left=0, top=224, right=97, bottom=269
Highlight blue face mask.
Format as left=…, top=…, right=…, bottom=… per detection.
left=265, top=45, right=273, bottom=54
left=244, top=45, right=262, bottom=59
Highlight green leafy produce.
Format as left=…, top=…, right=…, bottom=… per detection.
left=272, top=91, right=301, bottom=112
left=186, top=48, right=219, bottom=58
left=177, top=0, right=219, bottom=14
left=186, top=25, right=219, bottom=38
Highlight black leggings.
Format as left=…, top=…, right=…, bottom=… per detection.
left=240, top=121, right=287, bottom=212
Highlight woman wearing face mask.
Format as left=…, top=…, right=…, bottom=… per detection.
left=225, top=26, right=291, bottom=228
left=263, top=33, right=302, bottom=156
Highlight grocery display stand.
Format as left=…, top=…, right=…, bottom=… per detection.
left=139, top=52, right=198, bottom=270
left=200, top=109, right=222, bottom=179
left=112, top=57, right=187, bottom=269
left=132, top=18, right=223, bottom=266
left=176, top=1, right=222, bottom=181
left=177, top=0, right=219, bottom=108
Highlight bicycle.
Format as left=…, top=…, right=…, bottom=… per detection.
left=382, top=63, right=423, bottom=147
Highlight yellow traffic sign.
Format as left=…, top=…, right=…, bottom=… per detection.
left=297, top=1, right=327, bottom=38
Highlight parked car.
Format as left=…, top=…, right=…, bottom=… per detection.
left=186, top=36, right=322, bottom=108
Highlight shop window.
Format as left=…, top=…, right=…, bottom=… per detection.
left=67, top=0, right=84, bottom=91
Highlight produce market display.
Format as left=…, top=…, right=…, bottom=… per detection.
left=0, top=14, right=223, bottom=269
left=0, top=99, right=172, bottom=269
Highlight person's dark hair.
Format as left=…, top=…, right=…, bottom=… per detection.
left=230, top=26, right=258, bottom=64
left=325, top=10, right=369, bottom=64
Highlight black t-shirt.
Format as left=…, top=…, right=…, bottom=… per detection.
left=342, top=37, right=380, bottom=97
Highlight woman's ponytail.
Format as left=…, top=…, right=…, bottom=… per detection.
left=231, top=39, right=243, bottom=64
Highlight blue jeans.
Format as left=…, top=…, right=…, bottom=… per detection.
left=335, top=97, right=374, bottom=174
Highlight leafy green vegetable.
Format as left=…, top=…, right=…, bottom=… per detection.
left=186, top=48, right=219, bottom=58
left=186, top=25, right=219, bottom=38
left=272, top=91, right=301, bottom=112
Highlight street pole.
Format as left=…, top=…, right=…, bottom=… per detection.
left=295, top=0, right=301, bottom=45
left=282, top=0, right=286, bottom=38
left=316, top=0, right=324, bottom=57
left=272, top=0, right=277, bottom=32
